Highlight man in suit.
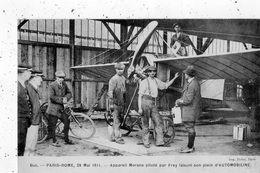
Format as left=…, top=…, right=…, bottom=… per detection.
left=46, top=70, right=74, bottom=146
left=18, top=63, right=33, bottom=156
left=24, top=70, right=44, bottom=156
left=176, top=66, right=201, bottom=153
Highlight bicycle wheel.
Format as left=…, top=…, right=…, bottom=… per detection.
left=122, top=114, right=142, bottom=136
left=69, top=113, right=96, bottom=139
left=162, top=117, right=175, bottom=143
left=37, top=116, right=48, bottom=144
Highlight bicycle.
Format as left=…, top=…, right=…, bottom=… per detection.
left=104, top=84, right=175, bottom=144
left=37, top=101, right=96, bottom=144
left=105, top=109, right=175, bottom=143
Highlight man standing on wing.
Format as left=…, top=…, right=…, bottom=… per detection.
left=138, top=66, right=179, bottom=148
left=170, top=22, right=193, bottom=56
left=176, top=65, right=201, bottom=153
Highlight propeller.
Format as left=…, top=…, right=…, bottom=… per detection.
left=127, top=21, right=158, bottom=78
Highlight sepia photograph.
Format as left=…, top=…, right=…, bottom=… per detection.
left=1, top=0, right=260, bottom=173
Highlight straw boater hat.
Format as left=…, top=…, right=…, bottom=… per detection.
left=18, top=63, right=33, bottom=73
left=31, top=69, right=45, bottom=77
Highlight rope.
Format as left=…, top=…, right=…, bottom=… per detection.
left=154, top=31, right=162, bottom=53
left=78, top=37, right=134, bottom=66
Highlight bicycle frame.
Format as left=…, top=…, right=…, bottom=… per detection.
left=38, top=102, right=96, bottom=143
left=105, top=82, right=175, bottom=141
left=67, top=107, right=83, bottom=128
left=54, top=107, right=82, bottom=135
left=46, top=107, right=74, bottom=130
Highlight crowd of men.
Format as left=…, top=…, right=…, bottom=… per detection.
left=20, top=22, right=260, bottom=156
left=17, top=60, right=202, bottom=156
left=107, top=62, right=201, bottom=153
left=18, top=22, right=201, bottom=156
left=18, top=64, right=74, bottom=156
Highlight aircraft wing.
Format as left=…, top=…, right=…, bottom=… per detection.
left=71, top=62, right=129, bottom=82
left=71, top=21, right=157, bottom=82
left=154, top=48, right=260, bottom=83
left=101, top=19, right=260, bottom=46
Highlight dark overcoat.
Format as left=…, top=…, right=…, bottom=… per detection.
left=46, top=81, right=72, bottom=117
left=180, top=78, right=201, bottom=122
left=170, top=32, right=192, bottom=47
left=18, top=82, right=32, bottom=118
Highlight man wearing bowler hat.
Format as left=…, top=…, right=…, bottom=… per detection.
left=170, top=22, right=193, bottom=56
left=176, top=65, right=201, bottom=153
left=46, top=70, right=74, bottom=147
left=18, top=63, right=33, bottom=156
left=24, top=69, right=44, bottom=156
left=138, top=65, right=179, bottom=148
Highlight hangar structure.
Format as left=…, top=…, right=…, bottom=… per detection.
left=17, top=19, right=260, bottom=110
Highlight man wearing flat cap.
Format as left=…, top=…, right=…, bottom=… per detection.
left=107, top=62, right=126, bottom=144
left=170, top=22, right=193, bottom=56
left=138, top=65, right=179, bottom=148
left=176, top=65, right=201, bottom=153
left=18, top=63, right=33, bottom=156
left=24, top=69, right=44, bottom=156
left=46, top=70, right=74, bottom=146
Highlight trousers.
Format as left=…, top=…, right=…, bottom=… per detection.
left=108, top=105, right=123, bottom=141
left=24, top=125, right=39, bottom=156
left=18, top=117, right=30, bottom=156
left=48, top=112, right=70, bottom=143
left=141, top=97, right=164, bottom=145
left=183, top=121, right=196, bottom=148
